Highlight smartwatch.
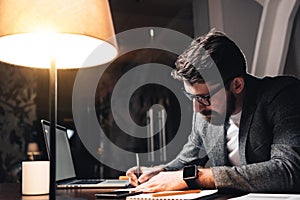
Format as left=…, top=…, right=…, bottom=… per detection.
left=183, top=165, right=199, bottom=189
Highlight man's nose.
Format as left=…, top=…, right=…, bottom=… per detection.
left=193, top=99, right=205, bottom=112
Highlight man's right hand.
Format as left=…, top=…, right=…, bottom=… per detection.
left=126, top=166, right=165, bottom=187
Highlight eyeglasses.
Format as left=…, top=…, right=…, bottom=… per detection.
left=182, top=83, right=224, bottom=106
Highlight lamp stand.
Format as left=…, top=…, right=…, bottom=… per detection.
left=49, top=58, right=57, bottom=199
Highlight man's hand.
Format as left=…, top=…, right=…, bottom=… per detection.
left=135, top=171, right=188, bottom=192
left=133, top=168, right=216, bottom=192
left=126, top=166, right=164, bottom=187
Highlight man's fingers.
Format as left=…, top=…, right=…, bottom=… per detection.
left=126, top=170, right=139, bottom=186
left=135, top=180, right=160, bottom=193
left=126, top=166, right=163, bottom=187
left=138, top=168, right=161, bottom=183
left=138, top=173, right=150, bottom=183
left=129, top=175, right=138, bottom=187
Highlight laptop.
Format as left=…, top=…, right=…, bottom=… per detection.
left=41, top=119, right=129, bottom=189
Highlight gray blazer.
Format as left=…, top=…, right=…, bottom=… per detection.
left=164, top=74, right=300, bottom=193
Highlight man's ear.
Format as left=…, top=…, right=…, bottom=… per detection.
left=230, top=77, right=244, bottom=94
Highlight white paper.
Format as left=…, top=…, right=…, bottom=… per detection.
left=230, top=193, right=300, bottom=200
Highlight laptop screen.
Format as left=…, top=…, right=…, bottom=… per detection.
left=41, top=120, right=76, bottom=182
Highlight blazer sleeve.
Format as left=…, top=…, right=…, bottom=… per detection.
left=164, top=113, right=208, bottom=171
left=212, top=80, right=300, bottom=193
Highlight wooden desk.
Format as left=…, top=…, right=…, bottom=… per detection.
left=0, top=183, right=243, bottom=200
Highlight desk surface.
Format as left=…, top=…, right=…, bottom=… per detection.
left=0, top=183, right=242, bottom=200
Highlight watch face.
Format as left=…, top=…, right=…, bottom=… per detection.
left=183, top=165, right=197, bottom=179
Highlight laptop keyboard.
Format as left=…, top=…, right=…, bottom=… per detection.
left=74, top=179, right=103, bottom=184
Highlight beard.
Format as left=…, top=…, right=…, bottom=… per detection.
left=203, top=92, right=236, bottom=125
left=225, top=91, right=236, bottom=122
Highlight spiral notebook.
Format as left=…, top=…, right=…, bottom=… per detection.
left=126, top=190, right=218, bottom=200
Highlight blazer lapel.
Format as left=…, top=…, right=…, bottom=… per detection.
left=202, top=123, right=227, bottom=166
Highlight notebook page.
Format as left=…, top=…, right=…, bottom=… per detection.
left=126, top=190, right=218, bottom=200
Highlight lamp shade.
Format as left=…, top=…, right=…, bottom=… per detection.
left=0, top=0, right=118, bottom=68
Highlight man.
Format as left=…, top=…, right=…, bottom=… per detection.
left=126, top=29, right=300, bottom=193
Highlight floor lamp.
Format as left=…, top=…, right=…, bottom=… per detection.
left=0, top=0, right=117, bottom=199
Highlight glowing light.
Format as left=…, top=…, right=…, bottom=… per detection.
left=0, top=33, right=117, bottom=68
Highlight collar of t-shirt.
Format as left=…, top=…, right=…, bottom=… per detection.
left=230, top=110, right=242, bottom=127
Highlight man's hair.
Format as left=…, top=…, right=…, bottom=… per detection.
left=171, top=29, right=247, bottom=85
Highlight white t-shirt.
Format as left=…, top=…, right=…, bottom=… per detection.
left=226, top=111, right=242, bottom=166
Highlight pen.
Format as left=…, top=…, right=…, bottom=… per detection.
left=151, top=189, right=201, bottom=197
left=136, top=153, right=141, bottom=184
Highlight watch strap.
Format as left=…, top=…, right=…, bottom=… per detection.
left=183, top=165, right=199, bottom=189
left=184, top=178, right=199, bottom=189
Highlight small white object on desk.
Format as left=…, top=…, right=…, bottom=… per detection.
left=22, top=161, right=50, bottom=195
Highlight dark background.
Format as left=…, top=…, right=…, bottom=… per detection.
left=1, top=0, right=300, bottom=182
